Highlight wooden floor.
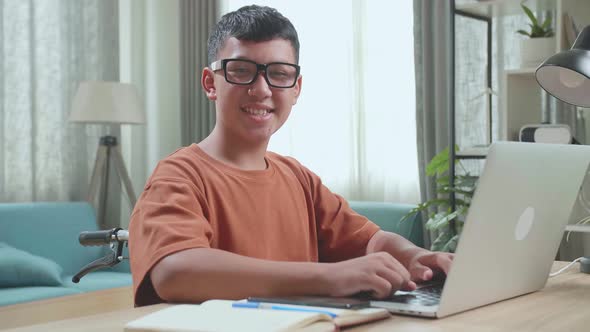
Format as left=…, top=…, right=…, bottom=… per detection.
left=0, top=286, right=133, bottom=330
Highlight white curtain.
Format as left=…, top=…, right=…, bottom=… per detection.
left=222, top=0, right=420, bottom=204
left=0, top=0, right=119, bottom=204
left=118, top=0, right=183, bottom=227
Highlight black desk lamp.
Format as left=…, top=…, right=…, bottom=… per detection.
left=536, top=25, right=590, bottom=107
left=536, top=25, right=590, bottom=274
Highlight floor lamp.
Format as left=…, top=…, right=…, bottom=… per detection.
left=69, top=81, right=145, bottom=229
left=536, top=25, right=590, bottom=273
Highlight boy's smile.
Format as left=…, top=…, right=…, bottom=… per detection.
left=240, top=102, right=274, bottom=122
left=202, top=37, right=302, bottom=146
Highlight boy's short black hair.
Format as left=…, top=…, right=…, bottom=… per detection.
left=208, top=5, right=300, bottom=65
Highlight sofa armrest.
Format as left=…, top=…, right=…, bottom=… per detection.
left=349, top=201, right=424, bottom=248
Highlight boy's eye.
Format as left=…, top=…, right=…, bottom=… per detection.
left=269, top=70, right=288, bottom=78
left=226, top=61, right=257, bottom=77
left=229, top=67, right=253, bottom=74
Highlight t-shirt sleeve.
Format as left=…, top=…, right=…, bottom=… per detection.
left=291, top=162, right=381, bottom=262
left=129, top=169, right=212, bottom=306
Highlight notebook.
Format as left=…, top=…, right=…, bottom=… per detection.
left=124, top=300, right=390, bottom=332
left=372, top=142, right=590, bottom=317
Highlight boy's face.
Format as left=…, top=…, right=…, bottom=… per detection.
left=202, top=37, right=302, bottom=145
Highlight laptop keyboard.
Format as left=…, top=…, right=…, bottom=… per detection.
left=385, top=282, right=444, bottom=306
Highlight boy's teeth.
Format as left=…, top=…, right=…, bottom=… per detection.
left=243, top=108, right=271, bottom=115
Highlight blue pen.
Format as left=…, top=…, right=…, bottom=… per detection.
left=232, top=302, right=338, bottom=318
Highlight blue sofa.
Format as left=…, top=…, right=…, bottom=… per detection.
left=349, top=201, right=424, bottom=248
left=0, top=201, right=422, bottom=307
left=0, top=202, right=131, bottom=307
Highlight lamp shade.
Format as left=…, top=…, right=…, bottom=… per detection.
left=535, top=25, right=590, bottom=108
left=69, top=81, right=145, bottom=124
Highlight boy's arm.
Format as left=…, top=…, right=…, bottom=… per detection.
left=366, top=230, right=454, bottom=282
left=150, top=247, right=415, bottom=302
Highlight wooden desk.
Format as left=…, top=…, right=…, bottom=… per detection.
left=0, top=286, right=133, bottom=330
left=3, top=262, right=589, bottom=332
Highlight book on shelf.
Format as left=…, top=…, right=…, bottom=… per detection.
left=124, top=299, right=391, bottom=332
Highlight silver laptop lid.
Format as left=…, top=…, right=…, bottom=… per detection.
left=437, top=142, right=590, bottom=317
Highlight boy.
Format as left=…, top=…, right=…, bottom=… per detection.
left=129, top=5, right=452, bottom=307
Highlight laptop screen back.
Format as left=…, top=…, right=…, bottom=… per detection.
left=437, top=142, right=590, bottom=317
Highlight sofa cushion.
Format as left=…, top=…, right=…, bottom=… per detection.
left=0, top=243, right=63, bottom=287
left=62, top=272, right=132, bottom=292
left=0, top=286, right=83, bottom=306
left=0, top=202, right=103, bottom=276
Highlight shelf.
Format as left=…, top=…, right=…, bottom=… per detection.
left=505, top=68, right=538, bottom=76
left=456, top=146, right=489, bottom=159
left=565, top=225, right=590, bottom=233
left=456, top=0, right=557, bottom=18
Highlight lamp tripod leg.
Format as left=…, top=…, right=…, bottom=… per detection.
left=88, top=145, right=108, bottom=203
left=111, top=145, right=137, bottom=207
left=97, top=145, right=112, bottom=230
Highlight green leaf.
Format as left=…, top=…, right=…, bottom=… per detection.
left=400, top=202, right=430, bottom=222
left=426, top=145, right=461, bottom=176
left=441, top=234, right=460, bottom=253
left=425, top=210, right=461, bottom=231
left=436, top=175, right=450, bottom=186
left=454, top=175, right=478, bottom=188
left=425, top=212, right=446, bottom=230
left=438, top=186, right=475, bottom=196
left=450, top=198, right=470, bottom=207
left=399, top=210, right=419, bottom=223
left=428, top=198, right=452, bottom=207
left=521, top=4, right=538, bottom=27
left=400, top=199, right=451, bottom=222
left=517, top=29, right=531, bottom=37
left=426, top=147, right=450, bottom=176
left=457, top=205, right=469, bottom=215
left=431, top=230, right=452, bottom=251
left=531, top=25, right=544, bottom=38
left=518, top=4, right=555, bottom=38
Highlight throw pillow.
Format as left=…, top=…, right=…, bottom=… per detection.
left=0, top=242, right=64, bottom=287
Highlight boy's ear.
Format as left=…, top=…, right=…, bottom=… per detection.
left=201, top=68, right=217, bottom=101
left=292, top=75, right=303, bottom=105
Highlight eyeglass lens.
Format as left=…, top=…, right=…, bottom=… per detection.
left=225, top=60, right=298, bottom=88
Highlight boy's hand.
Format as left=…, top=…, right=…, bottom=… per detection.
left=406, top=252, right=454, bottom=282
left=324, top=252, right=417, bottom=299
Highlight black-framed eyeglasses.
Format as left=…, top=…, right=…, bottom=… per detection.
left=210, top=59, right=300, bottom=88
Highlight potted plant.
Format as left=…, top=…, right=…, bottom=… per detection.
left=402, top=146, right=478, bottom=252
left=517, top=4, right=555, bottom=68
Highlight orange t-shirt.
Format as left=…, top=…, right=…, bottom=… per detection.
left=129, top=144, right=380, bottom=306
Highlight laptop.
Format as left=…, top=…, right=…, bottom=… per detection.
left=371, top=142, right=590, bottom=318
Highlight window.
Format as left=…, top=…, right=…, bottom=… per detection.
left=223, top=0, right=419, bottom=203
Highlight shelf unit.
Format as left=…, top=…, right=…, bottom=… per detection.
left=451, top=0, right=590, bottom=156
left=454, top=0, right=590, bottom=147
left=501, top=0, right=590, bottom=141
left=449, top=0, right=590, bottom=229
